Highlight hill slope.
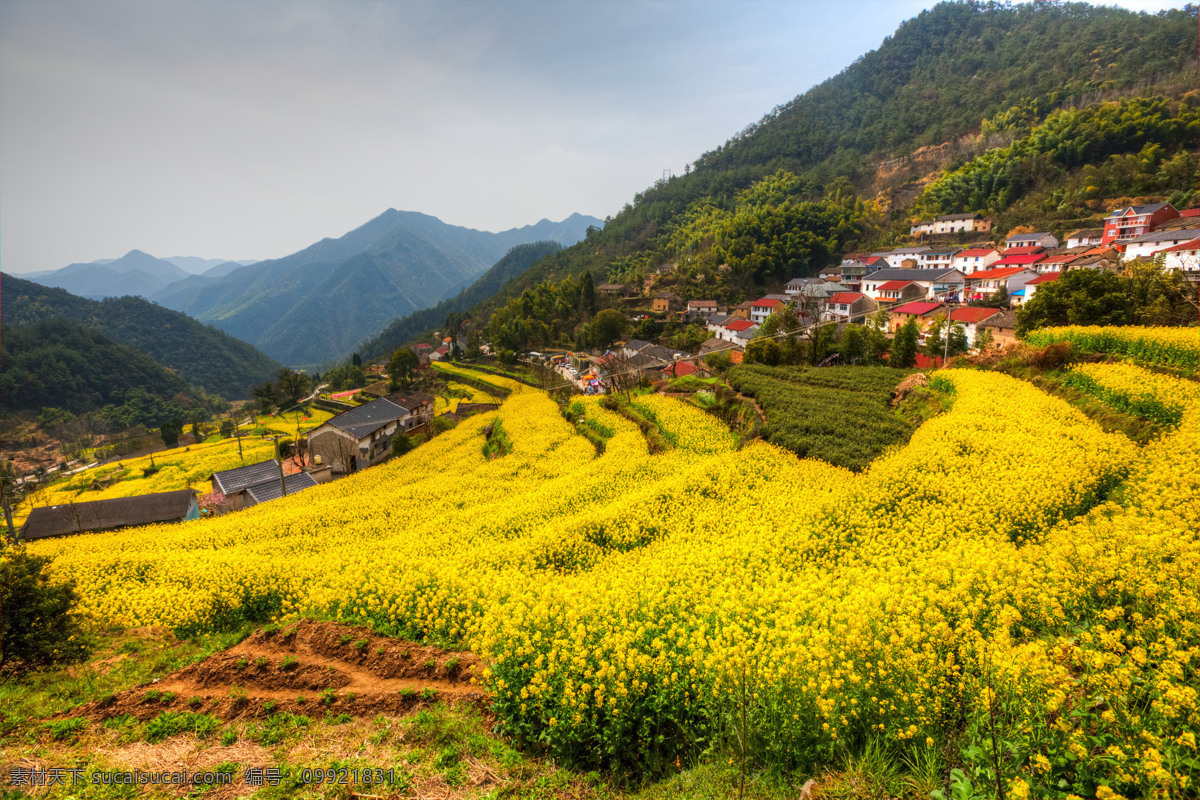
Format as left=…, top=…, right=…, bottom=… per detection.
left=1, top=274, right=282, bottom=399
left=154, top=210, right=601, bottom=367
left=0, top=318, right=198, bottom=422
left=356, top=240, right=564, bottom=362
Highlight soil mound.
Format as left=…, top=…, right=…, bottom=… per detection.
left=77, top=619, right=487, bottom=723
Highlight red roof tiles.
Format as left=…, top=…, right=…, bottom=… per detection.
left=875, top=280, right=914, bottom=291
left=829, top=292, right=865, bottom=304
left=892, top=301, right=944, bottom=316
left=950, top=307, right=1001, bottom=324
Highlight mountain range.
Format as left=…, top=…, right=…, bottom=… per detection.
left=23, top=211, right=601, bottom=368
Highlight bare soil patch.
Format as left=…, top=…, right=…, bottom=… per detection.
left=75, top=619, right=487, bottom=723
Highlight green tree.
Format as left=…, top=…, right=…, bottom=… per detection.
left=1, top=549, right=90, bottom=672
left=947, top=322, right=969, bottom=357
left=590, top=309, right=629, bottom=349
left=974, top=326, right=995, bottom=351
left=863, top=310, right=891, bottom=365
left=390, top=429, right=414, bottom=458
left=219, top=418, right=236, bottom=439
left=160, top=417, right=183, bottom=449
left=387, top=348, right=420, bottom=391
left=893, top=317, right=919, bottom=368
left=746, top=337, right=782, bottom=366
left=924, top=316, right=947, bottom=358
left=580, top=271, right=597, bottom=315
left=839, top=325, right=866, bottom=365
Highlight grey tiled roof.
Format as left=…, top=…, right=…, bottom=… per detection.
left=863, top=269, right=962, bottom=282
left=213, top=460, right=283, bottom=494
left=22, top=489, right=197, bottom=540
left=244, top=472, right=320, bottom=506
left=327, top=398, right=408, bottom=439
left=1125, top=228, right=1200, bottom=244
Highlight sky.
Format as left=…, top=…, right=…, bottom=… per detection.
left=1, top=0, right=1190, bottom=273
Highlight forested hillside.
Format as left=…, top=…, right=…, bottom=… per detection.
left=1, top=274, right=281, bottom=398
left=371, top=1, right=1197, bottom=361
left=0, top=319, right=203, bottom=428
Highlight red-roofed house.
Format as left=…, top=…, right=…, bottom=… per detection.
left=964, top=267, right=1038, bottom=301
left=823, top=292, right=877, bottom=323
left=889, top=301, right=946, bottom=333
left=951, top=247, right=1001, bottom=274
left=1102, top=203, right=1178, bottom=244
left=949, top=307, right=1002, bottom=346
left=871, top=280, right=926, bottom=306
left=750, top=297, right=784, bottom=324
left=1000, top=245, right=1044, bottom=256
left=661, top=360, right=701, bottom=380
left=718, top=318, right=760, bottom=346
left=993, top=253, right=1047, bottom=268
left=1019, top=272, right=1061, bottom=305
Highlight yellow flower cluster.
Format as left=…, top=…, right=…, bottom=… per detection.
left=25, top=360, right=1199, bottom=794
left=1066, top=362, right=1198, bottom=425
left=1025, top=325, right=1200, bottom=371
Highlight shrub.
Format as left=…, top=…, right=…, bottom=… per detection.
left=0, top=548, right=89, bottom=672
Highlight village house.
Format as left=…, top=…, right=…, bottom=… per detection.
left=867, top=280, right=927, bottom=307
left=719, top=319, right=760, bottom=346
left=307, top=397, right=415, bottom=475
left=932, top=213, right=993, bottom=235
left=597, top=283, right=637, bottom=298
left=699, top=336, right=744, bottom=357
left=211, top=460, right=319, bottom=511
left=822, top=292, right=877, bottom=324
left=750, top=297, right=786, bottom=324
left=1120, top=228, right=1200, bottom=261
left=622, top=339, right=653, bottom=358
left=950, top=247, right=1001, bottom=274
left=1101, top=202, right=1178, bottom=245
left=661, top=360, right=702, bottom=380
left=964, top=267, right=1038, bottom=301
left=991, top=252, right=1047, bottom=271
left=949, top=307, right=1002, bottom=347
left=1006, top=232, right=1058, bottom=249
left=1157, top=237, right=1200, bottom=280
left=977, top=310, right=1019, bottom=348
left=686, top=299, right=720, bottom=314
left=729, top=301, right=754, bottom=320
left=909, top=219, right=936, bottom=237
left=861, top=268, right=966, bottom=303
left=919, top=247, right=962, bottom=269
left=874, top=247, right=931, bottom=269
left=22, top=489, right=199, bottom=540
left=1065, top=228, right=1105, bottom=248
left=888, top=301, right=946, bottom=333
left=705, top=313, right=734, bottom=332
left=1031, top=254, right=1076, bottom=274
left=651, top=291, right=684, bottom=313
left=1018, top=272, right=1060, bottom=305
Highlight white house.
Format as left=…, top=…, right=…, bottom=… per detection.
left=949, top=307, right=1003, bottom=347
left=1065, top=228, right=1105, bottom=248
left=1020, top=272, right=1060, bottom=305
left=932, top=213, right=993, bottom=234
left=963, top=267, right=1038, bottom=301
left=822, top=292, right=877, bottom=323
left=920, top=247, right=962, bottom=269
left=1121, top=228, right=1200, bottom=261
left=950, top=248, right=1001, bottom=274
left=1157, top=237, right=1200, bottom=275
left=750, top=297, right=787, bottom=324
left=873, top=247, right=930, bottom=269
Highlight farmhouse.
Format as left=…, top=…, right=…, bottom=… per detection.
left=861, top=268, right=966, bottom=302
left=823, top=292, right=877, bottom=323
left=1006, top=232, right=1058, bottom=249
left=212, top=460, right=319, bottom=510
left=651, top=292, right=684, bottom=312
left=888, top=301, right=945, bottom=333
left=964, top=267, right=1038, bottom=300
left=949, top=307, right=1002, bottom=346
left=21, top=489, right=199, bottom=540
left=1120, top=228, right=1200, bottom=261
left=951, top=247, right=1001, bottom=274
left=307, top=397, right=413, bottom=475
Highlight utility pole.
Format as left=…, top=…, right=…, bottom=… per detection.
left=271, top=436, right=288, bottom=497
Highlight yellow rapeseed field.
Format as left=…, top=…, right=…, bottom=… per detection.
left=23, top=360, right=1200, bottom=797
